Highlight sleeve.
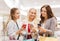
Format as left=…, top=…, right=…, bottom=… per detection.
left=7, top=22, right=18, bottom=39
left=46, top=18, right=57, bottom=36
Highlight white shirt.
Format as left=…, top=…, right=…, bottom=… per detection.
left=7, top=19, right=22, bottom=39
left=41, top=23, right=45, bottom=29
left=22, top=19, right=34, bottom=31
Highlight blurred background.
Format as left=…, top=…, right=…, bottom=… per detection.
left=0, top=0, right=60, bottom=41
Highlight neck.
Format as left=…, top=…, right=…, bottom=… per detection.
left=45, top=16, right=48, bottom=21
left=13, top=19, right=17, bottom=23
left=28, top=18, right=34, bottom=22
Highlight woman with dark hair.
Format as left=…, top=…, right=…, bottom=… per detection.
left=38, top=5, right=57, bottom=37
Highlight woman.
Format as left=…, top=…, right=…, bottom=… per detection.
left=7, top=8, right=21, bottom=40
left=23, top=8, right=39, bottom=27
left=27, top=8, right=38, bottom=27
left=39, top=5, right=57, bottom=37
left=22, top=8, right=38, bottom=40
left=28, top=8, right=37, bottom=22
left=22, top=8, right=37, bottom=33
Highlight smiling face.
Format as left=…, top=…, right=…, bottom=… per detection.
left=40, top=5, right=54, bottom=23
left=41, top=7, right=47, bottom=18
left=13, top=10, right=20, bottom=20
left=28, top=8, right=37, bottom=21
left=10, top=8, right=20, bottom=20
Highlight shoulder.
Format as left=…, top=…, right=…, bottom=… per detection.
left=46, top=17, right=57, bottom=25
left=48, top=17, right=57, bottom=24
left=50, top=17, right=57, bottom=22
left=8, top=20, right=14, bottom=24
left=7, top=20, right=15, bottom=26
left=47, top=17, right=56, bottom=21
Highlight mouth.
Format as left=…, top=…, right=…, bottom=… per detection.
left=31, top=16, right=35, bottom=18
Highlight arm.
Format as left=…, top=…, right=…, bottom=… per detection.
left=39, top=18, right=57, bottom=36
left=45, top=18, right=57, bottom=36
left=7, top=22, right=19, bottom=39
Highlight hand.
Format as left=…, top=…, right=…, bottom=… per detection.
left=16, top=30, right=20, bottom=35
left=32, top=28, right=37, bottom=33
left=16, top=30, right=22, bottom=35
left=40, top=27, right=46, bottom=33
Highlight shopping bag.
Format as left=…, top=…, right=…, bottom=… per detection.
left=39, top=36, right=58, bottom=41
left=23, top=39, right=34, bottom=41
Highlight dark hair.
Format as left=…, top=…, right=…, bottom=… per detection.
left=10, top=8, right=18, bottom=20
left=40, top=5, right=55, bottom=23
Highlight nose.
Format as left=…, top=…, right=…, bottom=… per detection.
left=32, top=13, right=35, bottom=15
left=41, top=11, right=45, bottom=15
left=18, top=14, right=20, bottom=16
left=32, top=12, right=36, bottom=15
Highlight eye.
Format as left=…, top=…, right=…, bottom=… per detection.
left=17, top=13, right=19, bottom=14
left=44, top=10, right=47, bottom=12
